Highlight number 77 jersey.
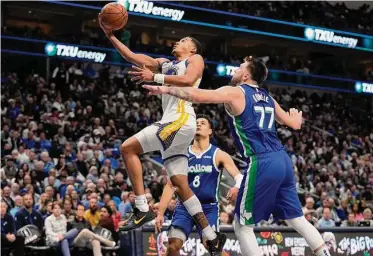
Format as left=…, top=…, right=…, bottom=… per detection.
left=226, top=84, right=284, bottom=160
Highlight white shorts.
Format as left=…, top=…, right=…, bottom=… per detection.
left=134, top=113, right=196, bottom=161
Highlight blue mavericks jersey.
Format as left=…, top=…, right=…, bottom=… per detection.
left=187, top=144, right=222, bottom=203
left=226, top=84, right=283, bottom=159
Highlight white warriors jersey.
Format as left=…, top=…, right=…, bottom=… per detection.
left=160, top=58, right=201, bottom=122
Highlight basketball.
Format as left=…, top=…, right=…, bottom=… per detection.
left=100, top=2, right=128, bottom=31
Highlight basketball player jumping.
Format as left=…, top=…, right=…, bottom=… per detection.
left=99, top=17, right=226, bottom=254
left=155, top=115, right=243, bottom=256
left=143, top=56, right=332, bottom=256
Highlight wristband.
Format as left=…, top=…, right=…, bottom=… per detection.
left=154, top=74, right=165, bottom=85
left=234, top=174, right=243, bottom=188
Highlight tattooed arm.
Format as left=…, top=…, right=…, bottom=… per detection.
left=143, top=85, right=242, bottom=104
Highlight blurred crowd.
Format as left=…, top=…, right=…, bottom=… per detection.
left=1, top=59, right=372, bottom=236
left=185, top=1, right=373, bottom=33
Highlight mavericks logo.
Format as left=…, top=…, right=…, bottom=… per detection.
left=188, top=164, right=212, bottom=173
left=45, top=43, right=106, bottom=63
left=118, top=0, right=185, bottom=21
left=304, top=28, right=358, bottom=48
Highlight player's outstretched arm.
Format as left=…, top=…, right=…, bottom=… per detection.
left=143, top=85, right=240, bottom=104
left=99, top=15, right=167, bottom=71
left=273, top=99, right=303, bottom=130
left=155, top=179, right=175, bottom=233
left=216, top=150, right=243, bottom=201
left=129, top=54, right=204, bottom=87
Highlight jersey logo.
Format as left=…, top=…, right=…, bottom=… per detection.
left=188, top=164, right=212, bottom=173
left=203, top=155, right=212, bottom=159
left=165, top=66, right=178, bottom=76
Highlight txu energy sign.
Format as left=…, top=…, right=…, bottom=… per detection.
left=45, top=43, right=107, bottom=63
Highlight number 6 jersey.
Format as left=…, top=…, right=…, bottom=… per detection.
left=187, top=144, right=222, bottom=204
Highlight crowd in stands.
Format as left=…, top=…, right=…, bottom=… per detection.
left=184, top=1, right=373, bottom=33
left=1, top=56, right=373, bottom=253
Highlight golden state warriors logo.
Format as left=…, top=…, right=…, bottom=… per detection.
left=165, top=66, right=178, bottom=76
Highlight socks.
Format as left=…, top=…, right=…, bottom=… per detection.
left=202, top=226, right=217, bottom=241
left=285, top=217, right=331, bottom=256
left=135, top=194, right=149, bottom=212
left=314, top=245, right=331, bottom=256
left=183, top=195, right=217, bottom=241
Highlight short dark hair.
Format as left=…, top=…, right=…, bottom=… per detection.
left=196, top=114, right=214, bottom=136
left=244, top=56, right=268, bottom=84
left=190, top=37, right=203, bottom=55
left=102, top=205, right=113, bottom=216
left=52, top=201, right=62, bottom=210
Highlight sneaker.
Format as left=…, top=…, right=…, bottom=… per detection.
left=119, top=207, right=156, bottom=232
left=206, top=232, right=227, bottom=256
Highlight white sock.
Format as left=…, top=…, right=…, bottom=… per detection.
left=202, top=226, right=217, bottom=241
left=234, top=216, right=261, bottom=256
left=135, top=194, right=149, bottom=212
left=285, top=217, right=331, bottom=256
left=314, top=246, right=331, bottom=256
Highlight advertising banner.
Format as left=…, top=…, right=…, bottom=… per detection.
left=142, top=229, right=373, bottom=256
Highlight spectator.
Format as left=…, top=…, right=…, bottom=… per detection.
left=15, top=194, right=44, bottom=231
left=41, top=200, right=53, bottom=219
left=362, top=208, right=373, bottom=226
left=72, top=205, right=115, bottom=255
left=351, top=203, right=364, bottom=221
left=63, top=197, right=75, bottom=222
left=108, top=200, right=121, bottom=231
left=219, top=211, right=230, bottom=225
left=317, top=207, right=336, bottom=228
left=1, top=201, right=25, bottom=256
left=10, top=183, right=20, bottom=201
left=341, top=213, right=358, bottom=227
left=2, top=186, right=15, bottom=211
left=119, top=191, right=135, bottom=217
left=302, top=196, right=315, bottom=214
left=84, top=198, right=101, bottom=228
left=9, top=195, right=23, bottom=217
left=45, top=202, right=79, bottom=256
left=98, top=205, right=117, bottom=242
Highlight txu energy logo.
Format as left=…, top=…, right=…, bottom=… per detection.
left=304, top=28, right=358, bottom=48
left=355, top=82, right=373, bottom=94
left=45, top=43, right=106, bottom=63
left=118, top=0, right=184, bottom=21
left=216, top=64, right=238, bottom=76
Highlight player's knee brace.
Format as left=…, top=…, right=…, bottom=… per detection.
left=168, top=227, right=187, bottom=245
left=164, top=156, right=188, bottom=177
left=183, top=195, right=203, bottom=216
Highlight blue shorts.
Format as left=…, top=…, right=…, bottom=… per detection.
left=171, top=202, right=219, bottom=238
left=235, top=150, right=303, bottom=225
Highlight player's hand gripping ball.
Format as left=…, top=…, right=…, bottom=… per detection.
left=99, top=2, right=128, bottom=31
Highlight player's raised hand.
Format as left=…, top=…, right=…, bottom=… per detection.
left=155, top=213, right=164, bottom=234
left=226, top=187, right=239, bottom=203
left=129, top=65, right=154, bottom=83
left=98, top=14, right=112, bottom=37
left=142, top=85, right=170, bottom=96
left=289, top=108, right=303, bottom=128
